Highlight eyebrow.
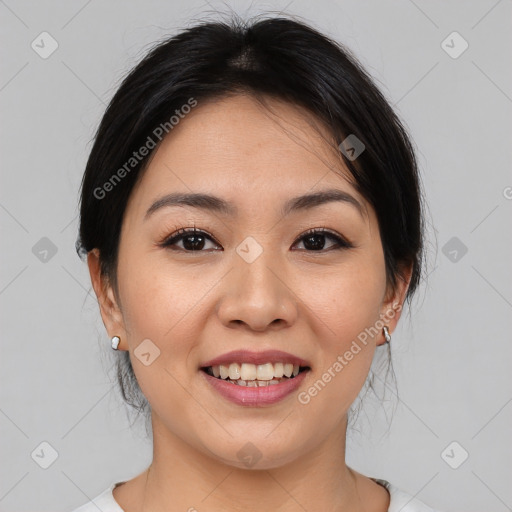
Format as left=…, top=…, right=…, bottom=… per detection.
left=144, top=188, right=366, bottom=221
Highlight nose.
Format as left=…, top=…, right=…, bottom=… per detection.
left=216, top=249, right=298, bottom=332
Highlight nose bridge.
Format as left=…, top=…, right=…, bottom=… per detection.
left=217, top=236, right=297, bottom=330
left=237, top=245, right=281, bottom=298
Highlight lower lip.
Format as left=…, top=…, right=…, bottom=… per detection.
left=201, top=370, right=309, bottom=406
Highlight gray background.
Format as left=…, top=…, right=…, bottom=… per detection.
left=1, top=1, right=511, bottom=511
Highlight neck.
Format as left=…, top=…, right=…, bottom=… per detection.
left=140, top=413, right=366, bottom=512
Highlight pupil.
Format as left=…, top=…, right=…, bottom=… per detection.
left=184, top=234, right=205, bottom=251
left=304, top=234, right=325, bottom=250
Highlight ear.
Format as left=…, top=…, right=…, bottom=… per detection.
left=377, top=263, right=413, bottom=346
left=87, top=249, right=128, bottom=351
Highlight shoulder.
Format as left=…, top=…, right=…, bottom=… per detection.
left=69, top=483, right=125, bottom=512
left=376, top=479, right=443, bottom=512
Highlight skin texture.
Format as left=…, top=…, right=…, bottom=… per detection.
left=88, top=94, right=411, bottom=512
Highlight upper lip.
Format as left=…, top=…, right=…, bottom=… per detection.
left=200, top=349, right=311, bottom=368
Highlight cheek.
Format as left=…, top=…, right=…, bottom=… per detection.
left=297, top=258, right=387, bottom=403
left=304, top=257, right=386, bottom=340
left=115, top=252, right=220, bottom=387
left=117, top=251, right=206, bottom=340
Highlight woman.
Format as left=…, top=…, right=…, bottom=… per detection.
left=72, top=14, right=441, bottom=512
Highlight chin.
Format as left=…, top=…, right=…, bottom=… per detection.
left=200, top=434, right=308, bottom=471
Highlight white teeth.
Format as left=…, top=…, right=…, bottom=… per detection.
left=228, top=363, right=241, bottom=380
left=219, top=365, right=229, bottom=379
left=247, top=380, right=258, bottom=387
left=209, top=362, right=306, bottom=382
left=240, top=363, right=257, bottom=380
left=256, top=363, right=274, bottom=380
left=273, top=362, right=284, bottom=378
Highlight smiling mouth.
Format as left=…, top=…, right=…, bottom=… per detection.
left=201, top=362, right=310, bottom=387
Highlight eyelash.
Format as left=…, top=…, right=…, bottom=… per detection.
left=160, top=226, right=354, bottom=253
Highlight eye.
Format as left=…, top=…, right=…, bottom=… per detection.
left=160, top=227, right=221, bottom=252
left=292, top=228, right=353, bottom=252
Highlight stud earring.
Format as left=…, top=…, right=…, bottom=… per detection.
left=111, top=336, right=121, bottom=350
left=382, top=326, right=391, bottom=344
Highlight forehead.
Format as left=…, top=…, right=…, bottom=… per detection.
left=127, top=94, right=365, bottom=217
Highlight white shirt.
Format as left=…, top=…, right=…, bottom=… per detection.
left=70, top=478, right=442, bottom=511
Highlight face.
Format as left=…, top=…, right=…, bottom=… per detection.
left=89, top=94, right=408, bottom=470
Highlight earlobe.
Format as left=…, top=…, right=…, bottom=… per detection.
left=87, top=249, right=127, bottom=349
left=378, top=264, right=413, bottom=346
